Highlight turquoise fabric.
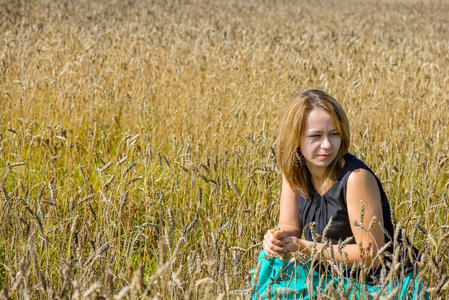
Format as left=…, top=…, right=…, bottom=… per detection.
left=251, top=250, right=427, bottom=299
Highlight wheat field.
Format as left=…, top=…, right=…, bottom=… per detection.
left=0, top=0, right=448, bottom=298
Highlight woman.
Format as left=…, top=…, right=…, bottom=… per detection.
left=251, top=90, right=424, bottom=299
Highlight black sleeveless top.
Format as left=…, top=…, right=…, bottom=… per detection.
left=297, top=152, right=394, bottom=245
left=297, top=153, right=417, bottom=282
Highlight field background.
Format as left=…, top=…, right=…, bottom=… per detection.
left=1, top=0, right=448, bottom=298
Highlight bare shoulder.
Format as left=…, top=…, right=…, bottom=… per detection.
left=347, top=168, right=378, bottom=188
left=346, top=168, right=382, bottom=207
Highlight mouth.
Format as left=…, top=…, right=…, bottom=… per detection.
left=318, top=154, right=332, bottom=160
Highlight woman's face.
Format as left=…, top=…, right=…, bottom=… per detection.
left=300, top=107, right=342, bottom=173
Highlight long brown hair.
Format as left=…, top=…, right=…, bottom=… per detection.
left=276, top=90, right=350, bottom=198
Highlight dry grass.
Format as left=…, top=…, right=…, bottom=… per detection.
left=0, top=0, right=448, bottom=298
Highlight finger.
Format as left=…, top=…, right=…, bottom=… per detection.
left=264, top=245, right=282, bottom=257
left=273, top=230, right=287, bottom=239
left=263, top=240, right=277, bottom=256
left=266, top=235, right=284, bottom=248
left=265, top=230, right=284, bottom=247
left=265, top=229, right=276, bottom=239
left=263, top=240, right=275, bottom=256
left=265, top=239, right=287, bottom=255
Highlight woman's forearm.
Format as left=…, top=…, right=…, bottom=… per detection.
left=277, top=223, right=302, bottom=238
left=294, top=239, right=381, bottom=269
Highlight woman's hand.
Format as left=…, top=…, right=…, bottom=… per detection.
left=263, top=228, right=302, bottom=256
left=280, top=235, right=302, bottom=253
left=263, top=228, right=287, bottom=256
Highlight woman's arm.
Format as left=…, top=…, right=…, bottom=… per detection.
left=345, top=168, right=386, bottom=267
left=279, top=173, right=303, bottom=236
left=281, top=168, right=386, bottom=268
left=263, top=174, right=303, bottom=256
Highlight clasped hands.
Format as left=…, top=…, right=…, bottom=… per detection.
left=263, top=227, right=304, bottom=257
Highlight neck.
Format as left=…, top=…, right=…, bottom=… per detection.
left=306, top=164, right=327, bottom=182
left=306, top=164, right=328, bottom=193
left=306, top=158, right=345, bottom=195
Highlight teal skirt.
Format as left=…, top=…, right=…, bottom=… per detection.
left=251, top=250, right=427, bottom=299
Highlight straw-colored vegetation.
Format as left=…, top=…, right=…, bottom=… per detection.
left=0, top=0, right=448, bottom=298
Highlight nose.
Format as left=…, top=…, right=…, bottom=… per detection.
left=321, top=136, right=331, bottom=149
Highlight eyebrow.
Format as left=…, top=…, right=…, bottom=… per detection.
left=307, top=128, right=338, bottom=134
